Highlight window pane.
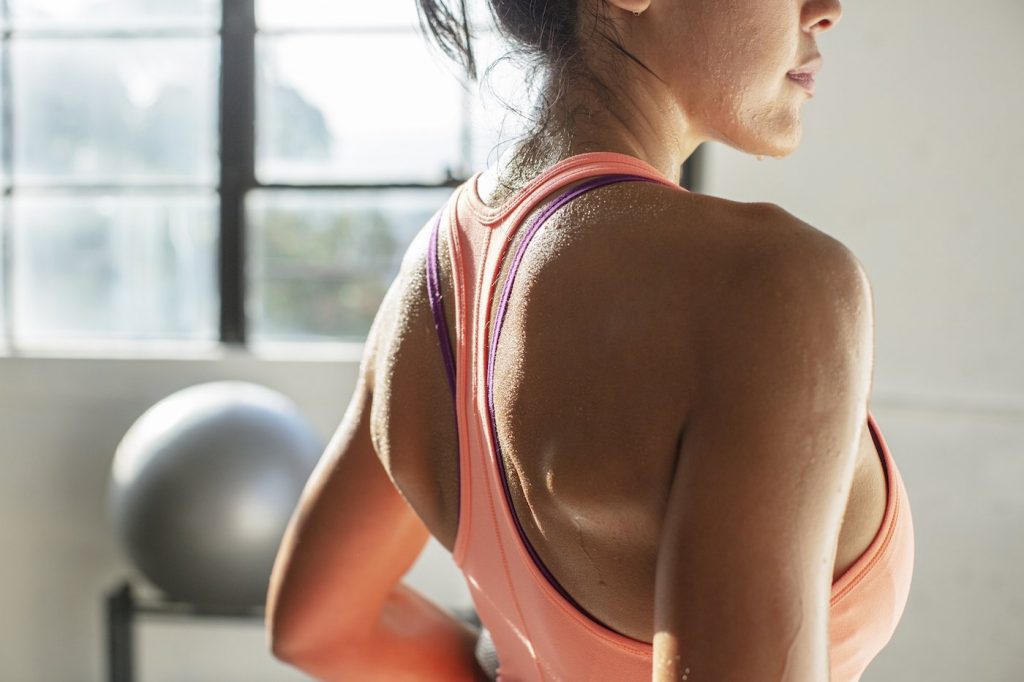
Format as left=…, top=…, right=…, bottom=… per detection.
left=468, top=29, right=528, bottom=173
left=256, top=33, right=465, bottom=184
left=11, top=193, right=218, bottom=344
left=0, top=200, right=7, bottom=351
left=467, top=0, right=496, bottom=29
left=256, top=0, right=493, bottom=30
left=247, top=188, right=453, bottom=342
left=10, top=0, right=220, bottom=31
left=0, top=47, right=5, bottom=187
left=257, top=0, right=417, bottom=30
left=14, top=38, right=219, bottom=186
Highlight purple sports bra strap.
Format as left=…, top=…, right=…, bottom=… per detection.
left=482, top=172, right=665, bottom=613
left=426, top=205, right=457, bottom=407
left=425, top=174, right=667, bottom=410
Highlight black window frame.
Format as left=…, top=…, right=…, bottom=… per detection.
left=0, top=0, right=702, bottom=351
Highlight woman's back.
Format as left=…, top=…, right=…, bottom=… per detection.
left=369, top=152, right=911, bottom=679
left=375, top=152, right=742, bottom=639
left=263, top=0, right=918, bottom=674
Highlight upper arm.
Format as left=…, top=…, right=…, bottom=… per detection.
left=652, top=218, right=874, bottom=681
left=266, top=273, right=432, bottom=660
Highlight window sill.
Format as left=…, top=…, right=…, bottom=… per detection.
left=0, top=339, right=368, bottom=364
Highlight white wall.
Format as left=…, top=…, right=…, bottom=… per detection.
left=702, top=0, right=1024, bottom=679
left=0, top=350, right=474, bottom=682
left=1, top=0, right=1021, bottom=680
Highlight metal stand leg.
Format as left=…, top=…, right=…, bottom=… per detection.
left=106, top=580, right=135, bottom=682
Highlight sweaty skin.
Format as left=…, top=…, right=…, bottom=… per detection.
left=267, top=1, right=883, bottom=680
left=481, top=0, right=841, bottom=204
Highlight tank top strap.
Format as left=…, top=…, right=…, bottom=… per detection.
left=425, top=152, right=686, bottom=407
left=455, top=151, right=688, bottom=435
left=431, top=153, right=686, bottom=567
left=460, top=150, right=685, bottom=230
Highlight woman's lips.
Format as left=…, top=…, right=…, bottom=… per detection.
left=787, top=72, right=815, bottom=94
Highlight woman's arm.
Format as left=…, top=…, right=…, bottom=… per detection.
left=272, top=578, right=488, bottom=680
left=265, top=276, right=488, bottom=680
left=652, top=226, right=874, bottom=681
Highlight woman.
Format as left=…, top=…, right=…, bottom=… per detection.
left=266, top=0, right=915, bottom=680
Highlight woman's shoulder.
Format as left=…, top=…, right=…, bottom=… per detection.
left=627, top=185, right=872, bottom=351
left=643, top=186, right=868, bottom=296
left=718, top=199, right=870, bottom=308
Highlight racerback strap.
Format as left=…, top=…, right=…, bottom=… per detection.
left=425, top=172, right=668, bottom=411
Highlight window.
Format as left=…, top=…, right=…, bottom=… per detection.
left=248, top=2, right=498, bottom=345
left=1, top=0, right=221, bottom=352
left=0, top=1, right=696, bottom=354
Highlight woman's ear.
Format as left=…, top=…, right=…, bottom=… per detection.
left=602, top=0, right=652, bottom=16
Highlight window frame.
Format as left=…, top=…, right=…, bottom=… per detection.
left=0, top=1, right=702, bottom=352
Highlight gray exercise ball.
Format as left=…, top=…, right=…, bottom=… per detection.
left=108, top=381, right=323, bottom=608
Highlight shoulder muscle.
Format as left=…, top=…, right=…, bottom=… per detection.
left=652, top=208, right=874, bottom=680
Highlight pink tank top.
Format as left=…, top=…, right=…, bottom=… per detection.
left=424, top=151, right=915, bottom=681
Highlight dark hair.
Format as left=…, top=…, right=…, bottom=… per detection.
left=414, top=0, right=655, bottom=181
